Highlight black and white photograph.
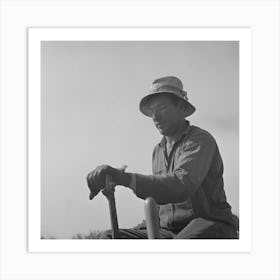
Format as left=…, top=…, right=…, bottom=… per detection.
left=27, top=28, right=253, bottom=254
left=40, top=39, right=239, bottom=240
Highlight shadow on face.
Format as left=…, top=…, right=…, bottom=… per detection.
left=147, top=93, right=187, bottom=136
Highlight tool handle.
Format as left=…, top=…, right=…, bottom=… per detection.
left=103, top=166, right=127, bottom=239
left=144, top=197, right=160, bottom=239
left=105, top=175, right=119, bottom=239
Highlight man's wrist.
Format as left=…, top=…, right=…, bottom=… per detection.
left=116, top=170, right=136, bottom=191
left=108, top=166, right=131, bottom=187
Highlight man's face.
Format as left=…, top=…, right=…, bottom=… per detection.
left=147, top=94, right=185, bottom=136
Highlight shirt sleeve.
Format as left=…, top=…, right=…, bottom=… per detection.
left=131, top=132, right=217, bottom=204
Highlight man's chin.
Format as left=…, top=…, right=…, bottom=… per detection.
left=157, top=127, right=168, bottom=136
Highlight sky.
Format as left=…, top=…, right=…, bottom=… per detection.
left=41, top=41, right=239, bottom=239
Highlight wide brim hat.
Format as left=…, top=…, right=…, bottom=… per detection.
left=139, top=76, right=196, bottom=118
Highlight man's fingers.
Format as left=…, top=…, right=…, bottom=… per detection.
left=87, top=172, right=91, bottom=183
left=89, top=188, right=100, bottom=200
left=87, top=172, right=94, bottom=188
left=89, top=191, right=97, bottom=200
left=87, top=171, right=101, bottom=199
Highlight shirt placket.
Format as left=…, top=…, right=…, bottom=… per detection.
left=163, top=143, right=177, bottom=227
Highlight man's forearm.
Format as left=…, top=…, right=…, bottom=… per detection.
left=107, top=167, right=195, bottom=204
left=125, top=172, right=194, bottom=204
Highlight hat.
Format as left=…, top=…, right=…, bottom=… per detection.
left=139, top=76, right=196, bottom=117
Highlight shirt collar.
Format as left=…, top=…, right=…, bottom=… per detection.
left=159, top=121, right=191, bottom=147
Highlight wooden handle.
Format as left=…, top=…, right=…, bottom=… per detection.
left=103, top=166, right=127, bottom=239
left=144, top=197, right=160, bottom=239
left=105, top=175, right=119, bottom=239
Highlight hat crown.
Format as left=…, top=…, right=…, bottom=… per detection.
left=149, top=76, right=188, bottom=100
left=152, top=76, right=184, bottom=91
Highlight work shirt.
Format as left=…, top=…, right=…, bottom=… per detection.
left=132, top=121, right=237, bottom=233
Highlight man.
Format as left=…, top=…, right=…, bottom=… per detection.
left=87, top=76, right=238, bottom=239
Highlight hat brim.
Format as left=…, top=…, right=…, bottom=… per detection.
left=139, top=91, right=196, bottom=118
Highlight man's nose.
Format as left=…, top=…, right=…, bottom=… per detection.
left=151, top=111, right=161, bottom=122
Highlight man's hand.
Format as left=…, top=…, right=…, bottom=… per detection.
left=87, top=165, right=129, bottom=200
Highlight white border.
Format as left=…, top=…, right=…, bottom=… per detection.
left=28, top=27, right=252, bottom=253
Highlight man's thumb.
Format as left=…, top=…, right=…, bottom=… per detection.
left=118, top=165, right=127, bottom=173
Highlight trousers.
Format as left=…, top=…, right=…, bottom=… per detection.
left=99, top=217, right=238, bottom=239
